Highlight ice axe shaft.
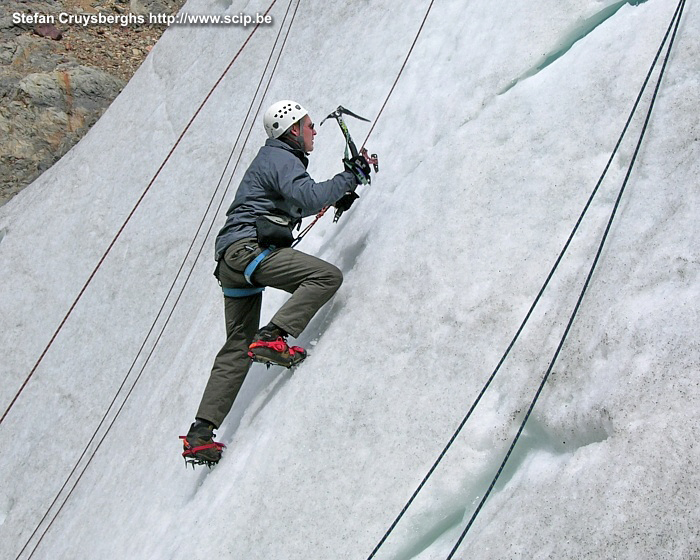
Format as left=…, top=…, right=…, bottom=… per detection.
left=321, top=106, right=378, bottom=169
left=321, top=105, right=379, bottom=223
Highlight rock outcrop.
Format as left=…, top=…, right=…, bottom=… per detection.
left=0, top=0, right=184, bottom=206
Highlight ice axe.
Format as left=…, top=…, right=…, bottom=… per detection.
left=320, top=106, right=379, bottom=222
left=320, top=105, right=379, bottom=177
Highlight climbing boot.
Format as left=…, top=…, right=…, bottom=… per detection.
left=248, top=325, right=306, bottom=368
left=180, top=419, right=224, bottom=467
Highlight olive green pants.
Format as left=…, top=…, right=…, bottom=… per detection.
left=195, top=238, right=343, bottom=427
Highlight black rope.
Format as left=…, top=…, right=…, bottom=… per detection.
left=367, top=0, right=686, bottom=557
left=293, top=0, right=437, bottom=247
left=15, top=1, right=300, bottom=557
left=361, top=0, right=436, bottom=151
left=447, top=1, right=686, bottom=557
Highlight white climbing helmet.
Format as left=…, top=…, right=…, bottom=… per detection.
left=263, top=100, right=308, bottom=139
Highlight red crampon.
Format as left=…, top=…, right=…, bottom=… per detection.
left=179, top=436, right=226, bottom=468
left=248, top=337, right=306, bottom=369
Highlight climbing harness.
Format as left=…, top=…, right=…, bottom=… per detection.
left=219, top=246, right=275, bottom=298
left=243, top=247, right=274, bottom=285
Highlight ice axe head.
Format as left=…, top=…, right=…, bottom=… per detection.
left=335, top=105, right=370, bottom=122
left=320, top=105, right=370, bottom=126
left=320, top=105, right=377, bottom=171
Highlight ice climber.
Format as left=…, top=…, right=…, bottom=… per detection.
left=181, top=100, right=372, bottom=465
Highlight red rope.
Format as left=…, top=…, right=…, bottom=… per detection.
left=15, top=1, right=299, bottom=557
left=0, top=0, right=278, bottom=427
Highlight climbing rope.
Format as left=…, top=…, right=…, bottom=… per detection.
left=15, top=1, right=302, bottom=557
left=293, top=0, right=437, bottom=246
left=367, top=0, right=687, bottom=557
left=361, top=0, right=435, bottom=151
left=0, top=0, right=279, bottom=428
left=447, top=2, right=686, bottom=556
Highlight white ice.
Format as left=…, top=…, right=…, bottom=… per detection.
left=0, top=0, right=698, bottom=559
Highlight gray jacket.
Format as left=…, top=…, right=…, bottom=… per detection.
left=215, top=138, right=357, bottom=259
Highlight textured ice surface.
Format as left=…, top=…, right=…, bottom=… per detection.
left=0, top=1, right=698, bottom=559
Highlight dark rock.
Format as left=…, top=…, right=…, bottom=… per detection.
left=0, top=0, right=185, bottom=207
left=34, top=24, right=63, bottom=41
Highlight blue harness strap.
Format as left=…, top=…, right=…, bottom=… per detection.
left=221, top=246, right=274, bottom=298
left=244, top=246, right=274, bottom=285
left=222, top=286, right=264, bottom=298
